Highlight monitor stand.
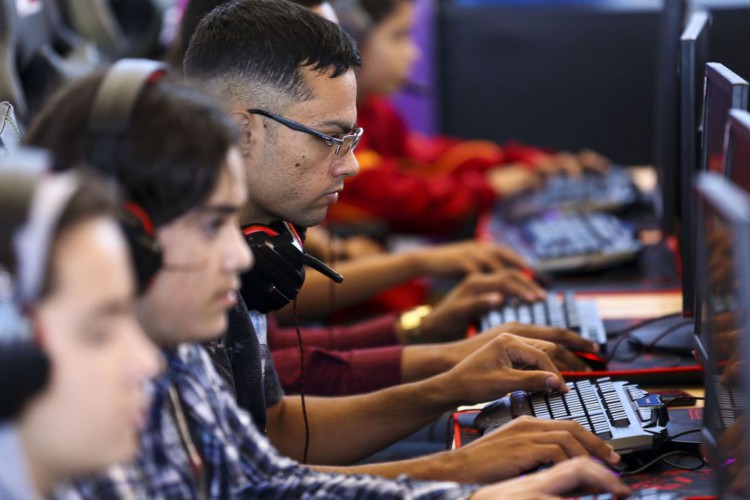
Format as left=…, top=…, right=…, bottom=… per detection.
left=629, top=316, right=695, bottom=355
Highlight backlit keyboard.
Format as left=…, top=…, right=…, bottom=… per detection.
left=480, top=291, right=607, bottom=350
left=474, top=377, right=669, bottom=453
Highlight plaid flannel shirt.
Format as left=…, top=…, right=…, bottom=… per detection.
left=56, top=343, right=477, bottom=499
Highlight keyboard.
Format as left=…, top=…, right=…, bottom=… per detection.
left=490, top=210, right=642, bottom=274
left=480, top=291, right=607, bottom=351
left=505, top=168, right=638, bottom=220
left=474, top=377, right=669, bottom=453
left=580, top=490, right=681, bottom=500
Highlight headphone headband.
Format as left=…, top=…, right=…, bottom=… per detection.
left=88, top=59, right=168, bottom=173
left=87, top=59, right=168, bottom=294
left=0, top=147, right=79, bottom=307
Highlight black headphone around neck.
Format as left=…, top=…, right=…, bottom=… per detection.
left=87, top=58, right=168, bottom=294
left=240, top=221, right=343, bottom=314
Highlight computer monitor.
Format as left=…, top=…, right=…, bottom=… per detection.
left=677, top=10, right=710, bottom=316
left=694, top=172, right=750, bottom=499
left=725, top=109, right=750, bottom=194
left=653, top=0, right=687, bottom=236
left=701, top=64, right=749, bottom=176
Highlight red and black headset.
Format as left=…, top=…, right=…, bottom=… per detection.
left=87, top=58, right=168, bottom=294
left=240, top=220, right=343, bottom=313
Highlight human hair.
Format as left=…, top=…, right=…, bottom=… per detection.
left=358, top=0, right=410, bottom=25
left=183, top=0, right=360, bottom=111
left=333, top=0, right=412, bottom=43
left=0, top=175, right=117, bottom=421
left=25, top=71, right=238, bottom=228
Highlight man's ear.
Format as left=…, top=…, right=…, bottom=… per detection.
left=230, top=109, right=263, bottom=158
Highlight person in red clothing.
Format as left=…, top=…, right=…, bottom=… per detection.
left=329, top=0, right=609, bottom=235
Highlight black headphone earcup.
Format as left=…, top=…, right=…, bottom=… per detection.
left=240, top=229, right=306, bottom=314
left=120, top=212, right=162, bottom=294
left=0, top=341, right=49, bottom=420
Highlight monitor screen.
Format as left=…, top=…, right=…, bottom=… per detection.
left=653, top=0, right=687, bottom=236
left=678, top=10, right=710, bottom=315
left=695, top=172, right=750, bottom=499
left=702, top=63, right=749, bottom=176
left=726, top=110, right=750, bottom=194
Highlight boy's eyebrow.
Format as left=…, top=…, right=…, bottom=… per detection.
left=88, top=299, right=132, bottom=319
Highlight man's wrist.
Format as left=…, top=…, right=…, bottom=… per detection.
left=396, top=305, right=433, bottom=344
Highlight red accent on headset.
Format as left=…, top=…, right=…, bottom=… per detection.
left=242, top=225, right=280, bottom=237
left=123, top=202, right=155, bottom=236
left=287, top=223, right=303, bottom=244
left=146, top=69, right=168, bottom=84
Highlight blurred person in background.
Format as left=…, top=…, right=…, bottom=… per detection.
left=329, top=0, right=610, bottom=236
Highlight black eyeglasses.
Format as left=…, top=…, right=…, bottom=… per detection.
left=248, top=109, right=363, bottom=158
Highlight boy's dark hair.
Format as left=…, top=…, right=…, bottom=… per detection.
left=184, top=0, right=360, bottom=111
left=25, top=72, right=238, bottom=228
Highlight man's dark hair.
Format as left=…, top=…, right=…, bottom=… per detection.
left=25, top=72, right=238, bottom=228
left=184, top=0, right=360, bottom=111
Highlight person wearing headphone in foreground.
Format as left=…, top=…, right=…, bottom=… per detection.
left=0, top=157, right=159, bottom=499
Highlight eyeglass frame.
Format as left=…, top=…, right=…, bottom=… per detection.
left=248, top=109, right=363, bottom=157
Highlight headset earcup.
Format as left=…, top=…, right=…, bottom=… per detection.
left=0, top=341, right=50, bottom=420
left=240, top=226, right=306, bottom=313
left=120, top=208, right=162, bottom=294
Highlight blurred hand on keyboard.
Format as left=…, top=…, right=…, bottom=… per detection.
left=472, top=456, right=629, bottom=499
left=408, top=240, right=531, bottom=277
left=417, top=273, right=546, bottom=343
left=536, top=149, right=612, bottom=177
left=488, top=164, right=542, bottom=198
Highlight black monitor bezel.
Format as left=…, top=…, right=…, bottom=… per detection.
left=678, top=10, right=711, bottom=316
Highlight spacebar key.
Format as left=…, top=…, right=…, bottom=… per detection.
left=509, top=391, right=533, bottom=417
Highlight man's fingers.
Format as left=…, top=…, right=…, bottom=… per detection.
left=509, top=418, right=621, bottom=466
left=495, top=245, right=528, bottom=268
left=506, top=367, right=566, bottom=394
left=534, top=457, right=631, bottom=497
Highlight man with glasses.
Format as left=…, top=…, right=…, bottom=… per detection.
left=184, top=0, right=624, bottom=486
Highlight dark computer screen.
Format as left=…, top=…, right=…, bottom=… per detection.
left=654, top=0, right=687, bottom=236
left=701, top=64, right=749, bottom=176
left=695, top=172, right=750, bottom=499
left=677, top=10, right=710, bottom=315
left=726, top=110, right=750, bottom=194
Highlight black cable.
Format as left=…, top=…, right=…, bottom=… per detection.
left=606, top=318, right=692, bottom=362
left=605, top=312, right=683, bottom=338
left=621, top=450, right=705, bottom=476
left=293, top=299, right=310, bottom=464
left=664, top=427, right=704, bottom=441
left=665, top=396, right=705, bottom=408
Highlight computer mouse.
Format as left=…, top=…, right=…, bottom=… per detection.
left=574, top=351, right=608, bottom=371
